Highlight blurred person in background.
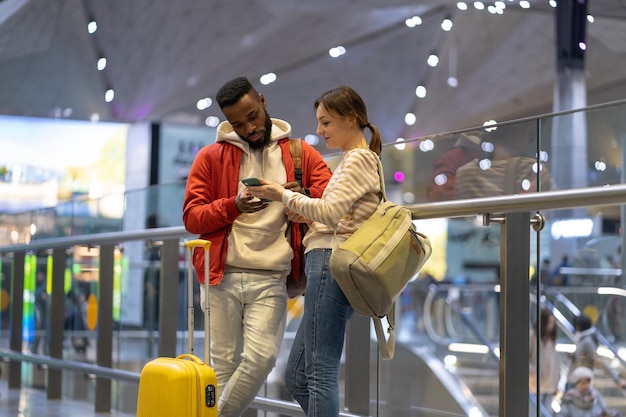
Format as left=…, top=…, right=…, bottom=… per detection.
left=567, top=314, right=626, bottom=390
left=557, top=366, right=620, bottom=417
left=529, top=307, right=562, bottom=413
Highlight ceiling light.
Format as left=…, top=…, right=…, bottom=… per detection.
left=456, top=2, right=468, bottom=11
left=329, top=46, right=346, bottom=58
left=196, top=97, right=212, bottom=110
left=87, top=20, right=97, bottom=34
left=415, top=85, right=427, bottom=98
left=483, top=119, right=497, bottom=132
left=404, top=113, right=416, bottom=125
left=427, top=54, right=439, bottom=67
left=394, top=138, right=406, bottom=151
left=481, top=141, right=494, bottom=153
left=447, top=76, right=459, bottom=87
left=473, top=2, right=485, bottom=10
left=204, top=116, right=219, bottom=127
left=549, top=0, right=557, bottom=7
left=587, top=15, right=595, bottom=23
left=405, top=16, right=422, bottom=28
left=260, top=73, right=276, bottom=85
left=441, top=19, right=453, bottom=31
left=594, top=160, right=606, bottom=171
left=104, top=88, right=114, bottom=103
left=519, top=1, right=530, bottom=9
left=97, top=57, right=107, bottom=71
left=478, top=158, right=492, bottom=170
left=304, top=134, right=319, bottom=146
left=419, top=139, right=434, bottom=152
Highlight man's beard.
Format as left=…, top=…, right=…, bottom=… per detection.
left=244, top=110, right=273, bottom=150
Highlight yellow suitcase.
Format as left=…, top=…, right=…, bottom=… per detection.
left=137, top=240, right=217, bottom=417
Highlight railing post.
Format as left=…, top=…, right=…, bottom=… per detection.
left=499, top=212, right=530, bottom=417
left=95, top=243, right=114, bottom=412
left=9, top=250, right=25, bottom=388
left=344, top=314, right=370, bottom=414
left=159, top=238, right=180, bottom=357
left=47, top=247, right=67, bottom=399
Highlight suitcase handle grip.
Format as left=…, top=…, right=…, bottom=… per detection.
left=176, top=353, right=205, bottom=365
left=185, top=239, right=212, bottom=250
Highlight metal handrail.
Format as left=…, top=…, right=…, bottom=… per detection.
left=3, top=183, right=626, bottom=254
left=0, top=226, right=193, bottom=253
left=0, top=349, right=141, bottom=383
left=407, top=183, right=626, bottom=220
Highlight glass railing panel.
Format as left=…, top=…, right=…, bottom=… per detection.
left=540, top=100, right=626, bottom=192
left=0, top=253, right=13, bottom=345
left=532, top=200, right=626, bottom=417
left=405, top=282, right=500, bottom=415
left=388, top=119, right=548, bottom=206
left=0, top=211, right=34, bottom=245
left=123, top=182, right=186, bottom=231
left=0, top=182, right=187, bottom=246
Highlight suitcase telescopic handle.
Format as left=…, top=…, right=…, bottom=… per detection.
left=185, top=239, right=212, bottom=365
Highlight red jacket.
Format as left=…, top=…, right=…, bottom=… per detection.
left=182, top=138, right=331, bottom=285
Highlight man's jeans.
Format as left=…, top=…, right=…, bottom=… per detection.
left=201, top=271, right=287, bottom=417
left=285, top=249, right=354, bottom=417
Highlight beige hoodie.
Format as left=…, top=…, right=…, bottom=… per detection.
left=216, top=118, right=294, bottom=277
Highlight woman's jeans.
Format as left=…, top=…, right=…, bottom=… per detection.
left=285, top=249, right=354, bottom=417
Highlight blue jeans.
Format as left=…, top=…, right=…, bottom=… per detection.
left=284, top=249, right=354, bottom=417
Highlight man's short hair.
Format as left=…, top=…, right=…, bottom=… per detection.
left=216, top=77, right=257, bottom=109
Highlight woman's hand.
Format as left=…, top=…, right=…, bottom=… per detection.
left=285, top=207, right=311, bottom=225
left=246, top=178, right=285, bottom=202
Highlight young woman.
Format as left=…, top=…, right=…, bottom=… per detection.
left=529, top=307, right=561, bottom=411
left=247, top=85, right=382, bottom=416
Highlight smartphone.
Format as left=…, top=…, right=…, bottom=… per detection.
left=241, top=177, right=270, bottom=201
left=241, top=177, right=262, bottom=186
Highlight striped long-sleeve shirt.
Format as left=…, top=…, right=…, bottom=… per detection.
left=281, top=147, right=381, bottom=253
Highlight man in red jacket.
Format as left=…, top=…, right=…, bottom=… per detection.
left=183, top=76, right=331, bottom=417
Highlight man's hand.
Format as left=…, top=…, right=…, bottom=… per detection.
left=283, top=181, right=304, bottom=194
left=235, top=190, right=269, bottom=213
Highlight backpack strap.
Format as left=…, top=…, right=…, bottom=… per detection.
left=289, top=138, right=303, bottom=186
left=373, top=307, right=396, bottom=360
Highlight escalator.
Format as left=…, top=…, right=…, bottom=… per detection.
left=390, top=281, right=626, bottom=417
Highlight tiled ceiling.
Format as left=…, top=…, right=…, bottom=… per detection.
left=1, top=0, right=626, bottom=151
